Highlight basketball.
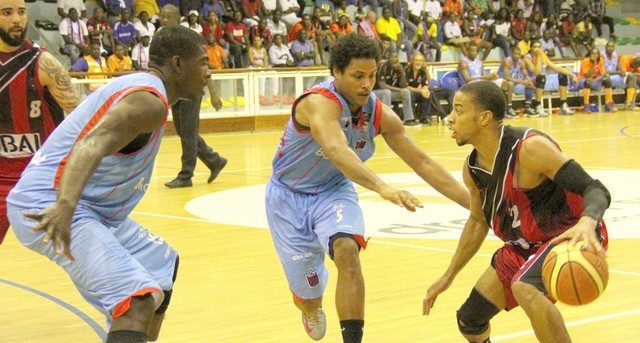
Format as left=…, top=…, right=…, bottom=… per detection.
left=541, top=241, right=609, bottom=306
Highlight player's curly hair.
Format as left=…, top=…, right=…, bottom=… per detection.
left=329, top=34, right=380, bottom=75
left=149, top=25, right=206, bottom=67
left=459, top=81, right=507, bottom=121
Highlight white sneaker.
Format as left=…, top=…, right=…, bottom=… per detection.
left=302, top=309, right=326, bottom=340
left=625, top=103, right=640, bottom=111
left=536, top=104, right=547, bottom=117
left=560, top=103, right=575, bottom=115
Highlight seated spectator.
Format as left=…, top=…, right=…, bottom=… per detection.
left=602, top=41, right=638, bottom=110
left=226, top=10, right=249, bottom=68
left=60, top=8, right=89, bottom=64
left=278, top=0, right=301, bottom=26
left=510, top=9, right=526, bottom=42
left=269, top=34, right=294, bottom=67
left=267, top=9, right=288, bottom=37
left=353, top=0, right=368, bottom=23
left=250, top=18, right=273, bottom=48
left=86, top=7, right=114, bottom=55
left=578, top=48, right=612, bottom=112
left=105, top=0, right=134, bottom=25
left=57, top=0, right=86, bottom=19
left=203, top=11, right=227, bottom=49
left=206, top=32, right=229, bottom=69
left=560, top=13, right=580, bottom=57
left=134, top=10, right=156, bottom=38
left=491, top=8, right=513, bottom=58
left=314, top=0, right=334, bottom=22
left=182, top=10, right=203, bottom=34
left=70, top=43, right=108, bottom=93
left=241, top=0, right=264, bottom=28
left=134, top=0, right=160, bottom=20
left=575, top=14, right=595, bottom=53
left=443, top=12, right=470, bottom=56
left=541, top=14, right=565, bottom=58
left=461, top=10, right=492, bottom=60
left=619, top=53, right=640, bottom=107
left=379, top=35, right=392, bottom=62
left=589, top=0, right=615, bottom=39
left=335, top=0, right=351, bottom=23
left=404, top=52, right=434, bottom=125
left=289, top=29, right=317, bottom=66
left=113, top=8, right=137, bottom=51
left=499, top=45, right=538, bottom=117
left=377, top=52, right=418, bottom=126
left=516, top=29, right=533, bottom=56
left=330, top=15, right=352, bottom=38
left=541, top=29, right=558, bottom=59
left=288, top=14, right=316, bottom=43
left=526, top=11, right=543, bottom=41
left=131, top=33, right=151, bottom=70
left=377, top=7, right=413, bottom=59
left=357, top=10, right=378, bottom=39
left=107, top=43, right=133, bottom=72
left=443, top=0, right=463, bottom=17
left=424, top=0, right=442, bottom=21
left=247, top=35, right=271, bottom=103
left=202, top=0, right=226, bottom=19
left=311, top=7, right=335, bottom=64
left=262, top=0, right=278, bottom=18
left=415, top=15, right=441, bottom=62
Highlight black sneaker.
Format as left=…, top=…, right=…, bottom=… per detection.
left=419, top=118, right=432, bottom=126
left=207, top=157, right=228, bottom=183
left=164, top=178, right=193, bottom=188
left=403, top=119, right=420, bottom=126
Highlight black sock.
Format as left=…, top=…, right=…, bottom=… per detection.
left=531, top=99, right=540, bottom=108
left=340, top=319, right=364, bottom=343
left=106, top=330, right=147, bottom=343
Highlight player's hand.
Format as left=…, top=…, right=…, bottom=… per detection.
left=377, top=185, right=423, bottom=212
left=423, top=275, right=453, bottom=315
left=421, top=87, right=430, bottom=98
left=523, top=80, right=534, bottom=88
left=211, top=96, right=223, bottom=111
left=549, top=216, right=603, bottom=253
left=24, top=203, right=75, bottom=261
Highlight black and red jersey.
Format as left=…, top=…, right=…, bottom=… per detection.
left=467, top=126, right=585, bottom=247
left=0, top=40, right=64, bottom=180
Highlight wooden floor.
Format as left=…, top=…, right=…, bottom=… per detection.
left=1, top=110, right=640, bottom=342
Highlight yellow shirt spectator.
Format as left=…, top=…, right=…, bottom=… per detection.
left=107, top=53, right=133, bottom=72
left=415, top=22, right=437, bottom=43
left=517, top=39, right=531, bottom=56
left=376, top=17, right=402, bottom=42
left=134, top=0, right=160, bottom=18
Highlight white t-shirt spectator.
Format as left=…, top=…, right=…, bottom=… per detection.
left=131, top=43, right=150, bottom=70
left=444, top=21, right=462, bottom=39
left=263, top=0, right=278, bottom=12
left=494, top=21, right=511, bottom=37
left=181, top=21, right=203, bottom=34
left=278, top=0, right=301, bottom=26
left=267, top=19, right=288, bottom=37
left=134, top=20, right=156, bottom=38
left=424, top=0, right=442, bottom=20
left=59, top=17, right=89, bottom=45
left=406, top=0, right=425, bottom=18
left=268, top=43, right=293, bottom=66
left=57, top=0, right=85, bottom=16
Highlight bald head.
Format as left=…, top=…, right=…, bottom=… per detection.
left=160, top=4, right=180, bottom=26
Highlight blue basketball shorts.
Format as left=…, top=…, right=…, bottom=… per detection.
left=265, top=180, right=367, bottom=300
left=610, top=74, right=626, bottom=89
left=7, top=204, right=178, bottom=325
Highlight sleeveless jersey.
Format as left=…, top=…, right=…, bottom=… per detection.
left=460, top=56, right=484, bottom=84
left=0, top=40, right=64, bottom=180
left=603, top=51, right=619, bottom=73
left=498, top=57, right=525, bottom=80
left=467, top=126, right=585, bottom=247
left=271, top=80, right=383, bottom=194
left=8, top=73, right=168, bottom=226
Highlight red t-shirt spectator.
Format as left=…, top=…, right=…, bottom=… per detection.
left=203, top=22, right=225, bottom=42
left=250, top=24, right=273, bottom=44
left=241, top=0, right=263, bottom=17
left=226, top=21, right=248, bottom=43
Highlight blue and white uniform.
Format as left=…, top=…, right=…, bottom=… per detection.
left=603, top=51, right=626, bottom=89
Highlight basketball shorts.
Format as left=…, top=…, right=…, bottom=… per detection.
left=7, top=205, right=178, bottom=324
left=610, top=74, right=626, bottom=89
left=491, top=221, right=608, bottom=310
left=265, top=180, right=367, bottom=300
left=578, top=78, right=603, bottom=90
left=0, top=179, right=16, bottom=244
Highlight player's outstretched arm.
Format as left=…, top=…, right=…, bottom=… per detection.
left=379, top=104, right=470, bottom=209
left=299, top=94, right=422, bottom=211
left=518, top=136, right=610, bottom=251
left=38, top=51, right=81, bottom=114
left=25, top=91, right=167, bottom=261
left=423, top=161, right=489, bottom=316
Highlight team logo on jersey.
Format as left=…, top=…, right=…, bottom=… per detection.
left=305, top=270, right=320, bottom=288
left=0, top=133, right=41, bottom=158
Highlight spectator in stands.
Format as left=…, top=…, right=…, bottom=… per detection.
left=541, top=14, right=565, bottom=58
left=248, top=33, right=268, bottom=68
left=288, top=14, right=315, bottom=43
left=205, top=30, right=228, bottom=69
left=377, top=7, right=413, bottom=59
left=134, top=10, right=156, bottom=38
left=443, top=12, right=470, bottom=57
left=415, top=15, right=441, bottom=62
left=510, top=9, right=526, bottom=42
left=443, top=0, right=463, bottom=16
left=525, top=40, right=578, bottom=115
left=279, top=0, right=301, bottom=26
left=377, top=52, right=418, bottom=126
left=131, top=33, right=150, bottom=70
left=58, top=0, right=86, bottom=19
left=290, top=29, right=317, bottom=66
left=268, top=9, right=289, bottom=37
left=424, top=0, right=442, bottom=21
left=269, top=34, right=294, bottom=67
left=588, top=0, right=614, bottom=39
left=311, top=7, right=335, bottom=65
left=526, top=11, right=543, bottom=41
left=404, top=52, right=434, bottom=125
left=182, top=10, right=203, bottom=34
left=392, top=0, right=417, bottom=43
left=134, top=0, right=160, bottom=20
left=462, top=10, right=492, bottom=61
left=203, top=11, right=227, bottom=50
left=619, top=54, right=640, bottom=106
left=379, top=35, right=392, bottom=62
left=60, top=8, right=89, bottom=64
left=220, top=0, right=239, bottom=21
left=357, top=10, right=378, bottom=39
left=107, top=43, right=133, bottom=72
left=467, top=0, right=488, bottom=15
left=262, top=0, right=278, bottom=18
left=105, top=0, right=134, bottom=25
left=541, top=29, right=558, bottom=59
left=499, top=45, right=538, bottom=117
left=241, top=0, right=265, bottom=28
left=335, top=0, right=351, bottom=22
left=577, top=48, right=613, bottom=112
left=226, top=10, right=250, bottom=68
left=112, top=8, right=137, bottom=52
left=602, top=41, right=639, bottom=110
left=180, top=0, right=203, bottom=17
left=353, top=0, right=368, bottom=23
left=87, top=7, right=114, bottom=55
left=202, top=0, right=226, bottom=19
left=575, top=14, right=595, bottom=54
left=516, top=29, right=533, bottom=56
left=70, top=42, right=108, bottom=93
left=406, top=0, right=425, bottom=23
left=491, top=7, right=513, bottom=58
left=250, top=18, right=273, bottom=48
left=330, top=15, right=352, bottom=38
left=560, top=12, right=580, bottom=57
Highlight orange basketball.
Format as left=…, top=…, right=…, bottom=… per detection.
left=541, top=241, right=609, bottom=306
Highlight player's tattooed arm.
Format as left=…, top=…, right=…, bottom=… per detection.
left=38, top=52, right=80, bottom=114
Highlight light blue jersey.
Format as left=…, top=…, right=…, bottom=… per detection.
left=499, top=57, right=526, bottom=80
left=603, top=51, right=619, bottom=73
left=460, top=56, right=484, bottom=84
left=271, top=80, right=383, bottom=194
left=8, top=73, right=168, bottom=226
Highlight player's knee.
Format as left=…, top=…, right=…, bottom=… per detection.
left=534, top=74, right=546, bottom=89
left=558, top=74, right=568, bottom=87
left=602, top=78, right=612, bottom=88
left=330, top=234, right=359, bottom=259
left=456, top=288, right=500, bottom=336
left=584, top=79, right=592, bottom=88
